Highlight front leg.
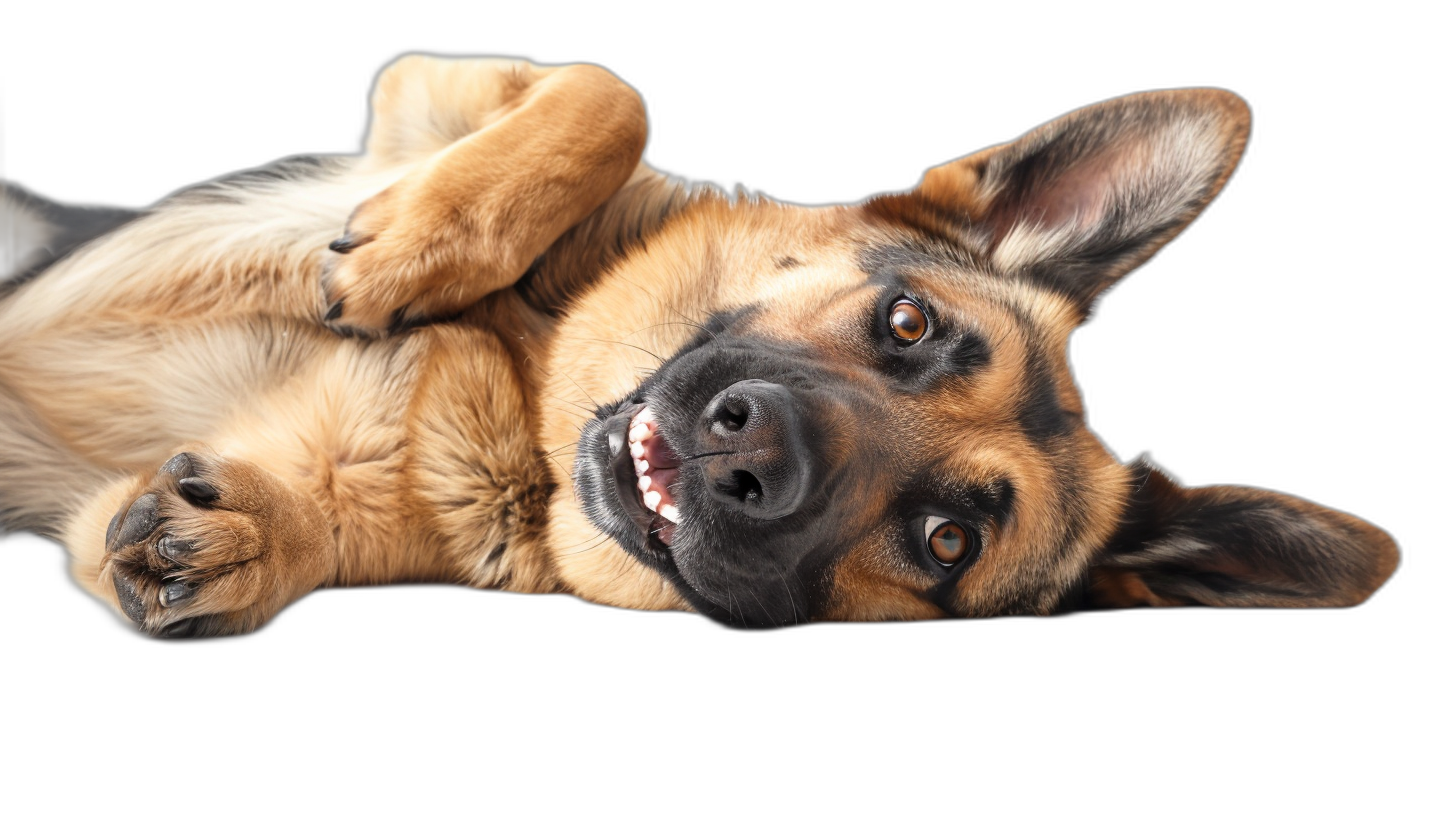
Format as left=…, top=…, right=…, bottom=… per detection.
left=66, top=452, right=335, bottom=637
left=323, top=58, right=648, bottom=333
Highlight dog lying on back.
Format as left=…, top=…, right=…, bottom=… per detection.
left=0, top=56, right=1397, bottom=635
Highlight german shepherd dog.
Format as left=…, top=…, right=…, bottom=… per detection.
left=0, top=56, right=1398, bottom=636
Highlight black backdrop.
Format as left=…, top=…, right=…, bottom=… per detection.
left=0, top=25, right=1409, bottom=684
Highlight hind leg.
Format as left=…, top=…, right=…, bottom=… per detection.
left=322, top=56, right=648, bottom=333
left=64, top=451, right=335, bottom=637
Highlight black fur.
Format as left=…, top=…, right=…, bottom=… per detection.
left=1096, top=459, right=1390, bottom=606
left=1, top=182, right=139, bottom=290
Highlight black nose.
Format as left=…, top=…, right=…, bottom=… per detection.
left=699, top=379, right=812, bottom=520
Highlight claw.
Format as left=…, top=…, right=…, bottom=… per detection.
left=157, top=618, right=197, bottom=638
left=328, top=232, right=373, bottom=254
left=159, top=579, right=196, bottom=608
left=156, top=535, right=193, bottom=563
left=178, top=477, right=218, bottom=503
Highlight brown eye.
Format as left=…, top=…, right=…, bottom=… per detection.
left=889, top=298, right=928, bottom=343
left=924, top=516, right=971, bottom=566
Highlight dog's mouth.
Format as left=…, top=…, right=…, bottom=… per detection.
left=598, top=402, right=683, bottom=547
left=626, top=406, right=683, bottom=542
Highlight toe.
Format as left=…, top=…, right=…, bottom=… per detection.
left=159, top=452, right=197, bottom=480
left=111, top=493, right=161, bottom=552
left=112, top=573, right=148, bottom=624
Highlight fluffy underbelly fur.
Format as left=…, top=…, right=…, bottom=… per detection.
left=0, top=157, right=575, bottom=634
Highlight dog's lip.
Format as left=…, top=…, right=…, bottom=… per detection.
left=602, top=402, right=679, bottom=548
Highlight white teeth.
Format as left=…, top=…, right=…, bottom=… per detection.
left=629, top=405, right=678, bottom=526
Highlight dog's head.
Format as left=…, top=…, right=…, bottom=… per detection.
left=544, top=88, right=1399, bottom=625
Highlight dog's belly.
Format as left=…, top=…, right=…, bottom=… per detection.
left=206, top=323, right=445, bottom=584
left=6, top=312, right=397, bottom=483
left=207, top=319, right=553, bottom=589
left=7, top=305, right=552, bottom=588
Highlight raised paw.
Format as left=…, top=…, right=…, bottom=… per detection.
left=320, top=178, right=494, bottom=335
left=101, top=452, right=334, bottom=638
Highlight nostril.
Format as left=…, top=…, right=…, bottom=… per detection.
left=728, top=472, right=762, bottom=504
left=710, top=397, right=750, bottom=435
left=721, top=469, right=762, bottom=504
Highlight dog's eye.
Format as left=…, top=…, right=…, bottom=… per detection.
left=924, top=516, right=974, bottom=566
left=889, top=298, right=929, bottom=344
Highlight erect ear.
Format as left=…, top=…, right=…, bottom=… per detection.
left=1086, top=460, right=1399, bottom=609
left=878, top=89, right=1250, bottom=316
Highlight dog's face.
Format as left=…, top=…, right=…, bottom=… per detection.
left=542, top=89, right=1399, bottom=625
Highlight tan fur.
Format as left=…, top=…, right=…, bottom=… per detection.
left=0, top=57, right=1396, bottom=635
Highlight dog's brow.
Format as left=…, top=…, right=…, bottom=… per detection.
left=860, top=244, right=937, bottom=276
left=904, top=473, right=1015, bottom=525
left=858, top=240, right=969, bottom=278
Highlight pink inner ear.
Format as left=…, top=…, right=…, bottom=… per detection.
left=994, top=139, right=1146, bottom=243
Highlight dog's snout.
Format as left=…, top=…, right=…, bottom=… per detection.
left=699, top=379, right=811, bottom=520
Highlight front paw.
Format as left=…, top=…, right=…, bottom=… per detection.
left=101, top=452, right=332, bottom=638
left=320, top=182, right=488, bottom=335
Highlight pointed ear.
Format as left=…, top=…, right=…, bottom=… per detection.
left=1086, top=460, right=1399, bottom=609
left=882, top=89, right=1250, bottom=315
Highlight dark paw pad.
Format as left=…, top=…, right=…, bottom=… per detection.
left=113, top=574, right=148, bottom=624
left=108, top=493, right=160, bottom=553
left=160, top=452, right=198, bottom=479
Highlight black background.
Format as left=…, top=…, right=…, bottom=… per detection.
left=0, top=22, right=1415, bottom=690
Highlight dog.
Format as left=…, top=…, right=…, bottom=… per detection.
left=0, top=55, right=1398, bottom=636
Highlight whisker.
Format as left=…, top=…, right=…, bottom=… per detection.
left=622, top=317, right=721, bottom=353
left=680, top=450, right=733, bottom=462
left=548, top=394, right=598, bottom=411
left=541, top=398, right=595, bottom=421
left=770, top=562, right=801, bottom=625
left=540, top=440, right=580, bottom=458
left=669, top=306, right=717, bottom=338
left=564, top=531, right=610, bottom=556
left=604, top=339, right=665, bottom=364
left=556, top=369, right=598, bottom=408
left=746, top=585, right=773, bottom=624
left=544, top=452, right=576, bottom=484
left=557, top=334, right=667, bottom=365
